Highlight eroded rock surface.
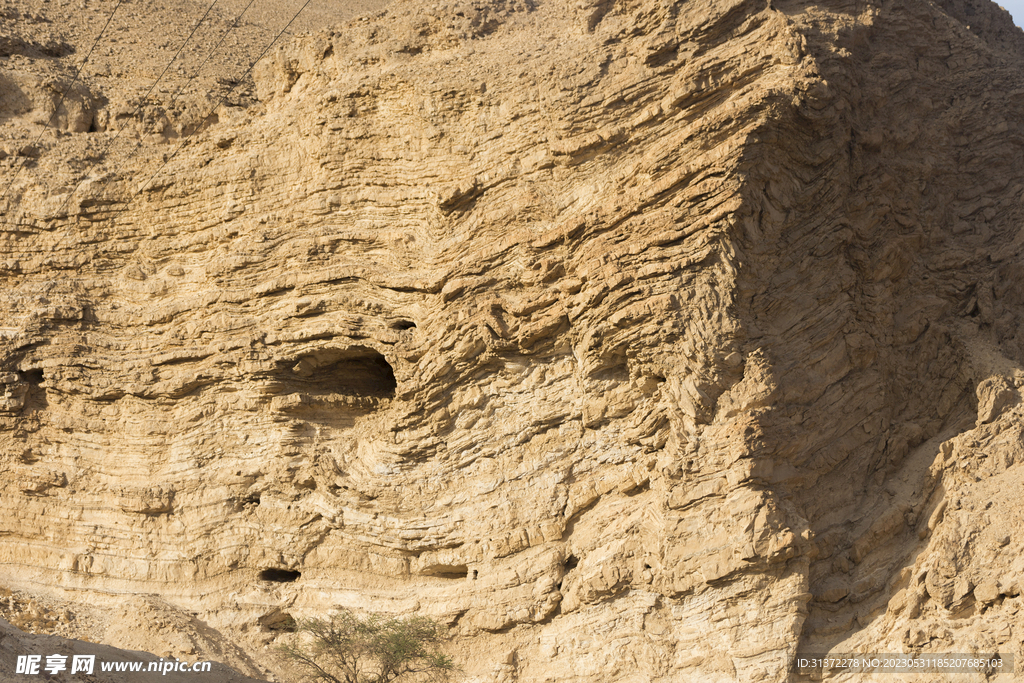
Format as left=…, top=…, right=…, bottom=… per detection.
left=2, top=0, right=1024, bottom=681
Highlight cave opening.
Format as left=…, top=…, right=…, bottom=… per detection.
left=558, top=554, right=579, bottom=592
left=260, top=568, right=301, bottom=583
left=420, top=564, right=469, bottom=579
left=284, top=346, right=397, bottom=399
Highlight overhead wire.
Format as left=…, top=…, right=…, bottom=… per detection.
left=69, top=0, right=313, bottom=245
left=0, top=0, right=318, bottom=334
left=0, top=0, right=126, bottom=206
left=119, top=0, right=259, bottom=151
left=126, top=0, right=315, bottom=208
left=48, top=0, right=226, bottom=221
left=104, top=0, right=314, bottom=227
left=52, top=0, right=265, bottom=226
left=1, top=0, right=302, bottom=239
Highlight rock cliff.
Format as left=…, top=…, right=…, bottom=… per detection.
left=2, top=0, right=1024, bottom=680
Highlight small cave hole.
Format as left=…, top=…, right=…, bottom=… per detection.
left=285, top=346, right=397, bottom=399
left=421, top=564, right=469, bottom=579
left=390, top=319, right=417, bottom=331
left=19, top=368, right=47, bottom=410
left=258, top=609, right=297, bottom=632
left=260, top=568, right=301, bottom=583
left=558, top=554, right=579, bottom=592
left=243, top=492, right=261, bottom=507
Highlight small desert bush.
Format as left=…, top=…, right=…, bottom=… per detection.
left=278, top=608, right=456, bottom=683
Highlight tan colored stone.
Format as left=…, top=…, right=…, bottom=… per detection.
left=975, top=580, right=1001, bottom=604
left=2, top=0, right=1024, bottom=681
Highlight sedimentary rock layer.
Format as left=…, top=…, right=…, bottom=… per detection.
left=2, top=0, right=1024, bottom=680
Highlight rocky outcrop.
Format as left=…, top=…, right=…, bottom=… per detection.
left=2, top=0, right=1024, bottom=681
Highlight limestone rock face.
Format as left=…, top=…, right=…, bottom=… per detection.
left=2, top=0, right=1024, bottom=681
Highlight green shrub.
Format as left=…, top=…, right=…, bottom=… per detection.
left=278, top=609, right=457, bottom=683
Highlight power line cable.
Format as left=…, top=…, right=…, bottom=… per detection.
left=2, top=0, right=313, bottom=261
left=106, top=0, right=314, bottom=226
left=159, top=0, right=260, bottom=110
left=0, top=0, right=126, bottom=206
left=47, top=0, right=225, bottom=221
left=49, top=0, right=262, bottom=224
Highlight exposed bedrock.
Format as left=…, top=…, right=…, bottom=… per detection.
left=2, top=0, right=1024, bottom=680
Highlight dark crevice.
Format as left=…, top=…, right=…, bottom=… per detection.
left=624, top=480, right=651, bottom=496
left=558, top=554, right=579, bottom=592
left=645, top=46, right=678, bottom=67
left=258, top=609, right=297, bottom=631
left=260, top=568, right=300, bottom=582
left=275, top=346, right=397, bottom=399
left=420, top=564, right=469, bottom=579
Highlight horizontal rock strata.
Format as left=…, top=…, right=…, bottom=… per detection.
left=2, top=0, right=1024, bottom=680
